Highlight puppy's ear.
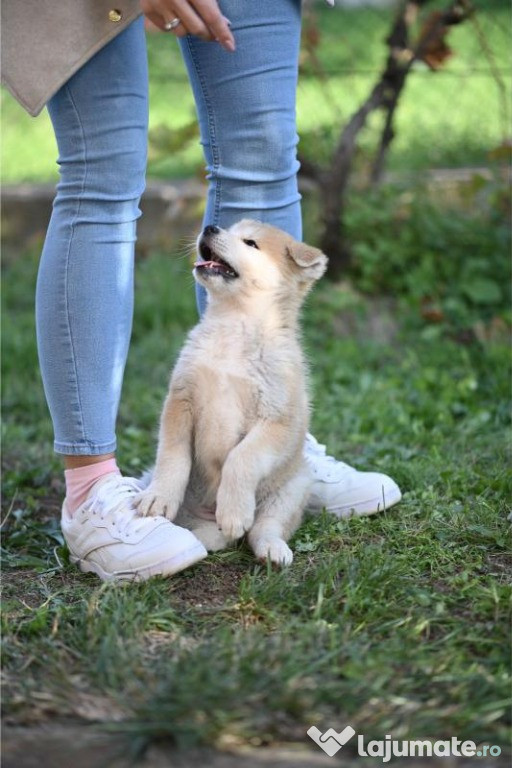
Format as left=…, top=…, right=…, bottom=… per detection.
left=286, top=243, right=328, bottom=281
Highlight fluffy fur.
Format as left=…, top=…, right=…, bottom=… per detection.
left=135, top=220, right=327, bottom=565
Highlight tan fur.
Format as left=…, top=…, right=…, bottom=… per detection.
left=135, top=220, right=327, bottom=565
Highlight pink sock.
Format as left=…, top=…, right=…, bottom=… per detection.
left=64, top=458, right=120, bottom=515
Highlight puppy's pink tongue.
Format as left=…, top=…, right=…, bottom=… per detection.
left=194, top=260, right=218, bottom=268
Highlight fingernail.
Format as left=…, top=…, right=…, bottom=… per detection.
left=223, top=16, right=232, bottom=26
left=222, top=39, right=236, bottom=52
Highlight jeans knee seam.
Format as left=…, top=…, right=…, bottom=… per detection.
left=185, top=38, right=222, bottom=224
left=61, top=83, right=88, bottom=444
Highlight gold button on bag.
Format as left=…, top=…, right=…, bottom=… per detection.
left=108, top=9, right=123, bottom=22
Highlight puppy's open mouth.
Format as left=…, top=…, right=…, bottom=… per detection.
left=194, top=242, right=239, bottom=279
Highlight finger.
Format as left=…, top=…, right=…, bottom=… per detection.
left=140, top=0, right=169, bottom=31
left=163, top=0, right=211, bottom=40
left=169, top=25, right=187, bottom=39
left=140, top=0, right=190, bottom=35
left=142, top=9, right=168, bottom=31
left=188, top=0, right=235, bottom=50
left=141, top=0, right=235, bottom=50
left=144, top=17, right=161, bottom=33
left=170, top=20, right=234, bottom=50
left=163, top=20, right=187, bottom=38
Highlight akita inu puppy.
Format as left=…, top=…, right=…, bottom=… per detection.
left=135, top=220, right=327, bottom=565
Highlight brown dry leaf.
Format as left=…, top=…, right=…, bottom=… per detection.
left=417, top=11, right=453, bottom=70
left=421, top=296, right=445, bottom=323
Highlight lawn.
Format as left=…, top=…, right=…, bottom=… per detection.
left=1, top=178, right=510, bottom=759
left=1, top=0, right=510, bottom=182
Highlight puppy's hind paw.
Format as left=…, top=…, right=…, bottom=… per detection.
left=253, top=538, right=294, bottom=567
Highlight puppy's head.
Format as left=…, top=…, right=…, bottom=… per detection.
left=194, top=220, right=327, bottom=310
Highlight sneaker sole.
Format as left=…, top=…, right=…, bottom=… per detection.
left=70, top=542, right=207, bottom=583
left=308, top=485, right=402, bottom=518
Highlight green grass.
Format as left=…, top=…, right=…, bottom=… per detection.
left=1, top=184, right=510, bottom=756
left=1, top=0, right=510, bottom=183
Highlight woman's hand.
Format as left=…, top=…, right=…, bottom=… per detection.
left=140, top=0, right=235, bottom=51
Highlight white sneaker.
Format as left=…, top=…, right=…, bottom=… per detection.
left=305, top=434, right=402, bottom=517
left=61, top=474, right=207, bottom=582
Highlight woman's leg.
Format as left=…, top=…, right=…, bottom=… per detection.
left=36, top=18, right=148, bottom=465
left=178, top=0, right=302, bottom=314
left=35, top=18, right=208, bottom=581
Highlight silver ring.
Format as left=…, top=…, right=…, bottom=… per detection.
left=164, top=18, right=181, bottom=31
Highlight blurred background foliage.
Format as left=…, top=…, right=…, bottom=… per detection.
left=1, top=0, right=510, bottom=332
left=1, top=0, right=509, bottom=181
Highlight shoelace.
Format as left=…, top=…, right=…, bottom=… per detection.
left=82, top=476, right=146, bottom=535
left=304, top=434, right=352, bottom=479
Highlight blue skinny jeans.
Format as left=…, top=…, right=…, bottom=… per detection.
left=36, top=2, right=302, bottom=456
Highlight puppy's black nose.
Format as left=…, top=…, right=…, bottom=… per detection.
left=203, top=225, right=220, bottom=237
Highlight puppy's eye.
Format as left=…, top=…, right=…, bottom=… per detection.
left=243, top=239, right=259, bottom=249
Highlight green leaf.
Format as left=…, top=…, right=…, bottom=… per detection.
left=461, top=278, right=502, bottom=305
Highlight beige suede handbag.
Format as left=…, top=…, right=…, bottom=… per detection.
left=1, top=1, right=142, bottom=116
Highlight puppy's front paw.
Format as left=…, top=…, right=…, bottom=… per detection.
left=216, top=496, right=255, bottom=542
left=133, top=486, right=178, bottom=520
left=253, top=538, right=294, bottom=567
left=217, top=513, right=246, bottom=542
